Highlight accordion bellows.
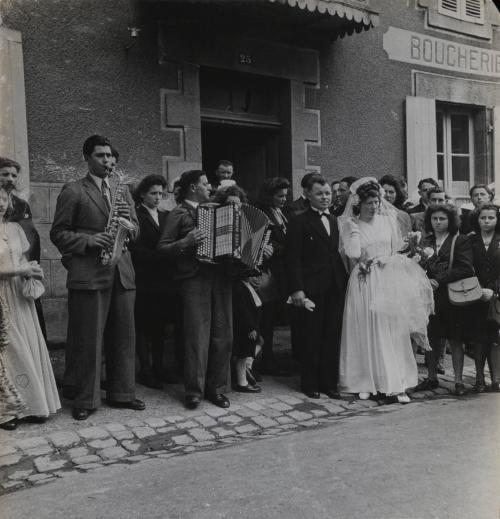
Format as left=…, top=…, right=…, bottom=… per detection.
left=196, top=203, right=270, bottom=270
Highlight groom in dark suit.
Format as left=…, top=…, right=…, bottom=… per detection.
left=285, top=175, right=348, bottom=399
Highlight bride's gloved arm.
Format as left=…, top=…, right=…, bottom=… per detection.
left=343, top=218, right=362, bottom=260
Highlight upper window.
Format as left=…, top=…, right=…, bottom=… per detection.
left=438, top=0, right=484, bottom=24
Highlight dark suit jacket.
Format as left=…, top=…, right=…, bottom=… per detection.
left=469, top=232, right=500, bottom=290
left=10, top=194, right=41, bottom=262
left=459, top=208, right=473, bottom=235
left=285, top=207, right=348, bottom=297
left=131, top=206, right=176, bottom=293
left=408, top=201, right=426, bottom=214
left=287, top=196, right=309, bottom=216
left=50, top=175, right=138, bottom=290
left=260, top=206, right=289, bottom=298
left=157, top=201, right=200, bottom=280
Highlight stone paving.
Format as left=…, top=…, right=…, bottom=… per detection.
left=0, top=351, right=488, bottom=496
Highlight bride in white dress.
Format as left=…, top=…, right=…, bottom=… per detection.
left=338, top=178, right=434, bottom=403
left=0, top=182, right=60, bottom=428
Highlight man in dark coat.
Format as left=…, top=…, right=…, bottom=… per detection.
left=285, top=175, right=348, bottom=399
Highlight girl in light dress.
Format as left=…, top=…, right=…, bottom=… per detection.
left=338, top=178, right=434, bottom=403
left=0, top=181, right=60, bottom=430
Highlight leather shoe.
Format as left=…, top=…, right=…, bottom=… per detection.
left=107, top=399, right=146, bottom=411
left=206, top=393, right=230, bottom=408
left=414, top=379, right=439, bottom=391
left=23, top=415, right=47, bottom=424
left=455, top=383, right=466, bottom=396
left=323, top=389, right=342, bottom=400
left=0, top=419, right=18, bottom=430
left=304, top=390, right=320, bottom=399
left=185, top=395, right=201, bottom=410
left=72, top=408, right=94, bottom=421
left=233, top=384, right=262, bottom=393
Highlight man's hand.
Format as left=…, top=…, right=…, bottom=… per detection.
left=183, top=228, right=206, bottom=248
left=290, top=290, right=306, bottom=308
left=88, top=232, right=114, bottom=250
left=116, top=200, right=130, bottom=219
left=429, top=279, right=439, bottom=290
left=262, top=243, right=273, bottom=260
left=248, top=330, right=258, bottom=341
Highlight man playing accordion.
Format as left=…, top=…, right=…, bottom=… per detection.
left=158, top=170, right=232, bottom=410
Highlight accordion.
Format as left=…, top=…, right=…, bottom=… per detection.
left=196, top=203, right=271, bottom=270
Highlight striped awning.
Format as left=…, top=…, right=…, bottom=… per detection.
left=267, top=0, right=379, bottom=30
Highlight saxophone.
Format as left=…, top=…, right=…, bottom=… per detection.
left=100, top=168, right=135, bottom=266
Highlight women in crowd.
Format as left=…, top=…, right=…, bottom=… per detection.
left=416, top=204, right=474, bottom=395
left=379, top=174, right=412, bottom=236
left=214, top=185, right=265, bottom=393
left=0, top=180, right=60, bottom=429
left=131, top=175, right=182, bottom=389
left=338, top=178, right=434, bottom=403
left=468, top=204, right=500, bottom=392
left=256, top=177, right=291, bottom=377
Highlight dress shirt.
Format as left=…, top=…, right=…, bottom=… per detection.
left=89, top=173, right=111, bottom=209
left=184, top=199, right=199, bottom=210
left=311, top=207, right=331, bottom=236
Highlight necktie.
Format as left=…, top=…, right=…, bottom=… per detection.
left=101, top=181, right=111, bottom=211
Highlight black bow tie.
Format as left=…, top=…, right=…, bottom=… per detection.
left=315, top=211, right=329, bottom=218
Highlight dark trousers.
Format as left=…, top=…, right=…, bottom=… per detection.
left=66, top=272, right=136, bottom=409
left=181, top=266, right=232, bottom=398
left=299, top=287, right=343, bottom=393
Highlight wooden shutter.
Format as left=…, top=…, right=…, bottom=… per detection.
left=463, top=0, right=484, bottom=23
left=494, top=106, right=500, bottom=202
left=0, top=27, right=29, bottom=196
left=406, top=96, right=438, bottom=196
left=439, top=0, right=460, bottom=18
left=438, top=0, right=484, bottom=23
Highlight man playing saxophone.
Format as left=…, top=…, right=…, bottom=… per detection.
left=50, top=134, right=145, bottom=420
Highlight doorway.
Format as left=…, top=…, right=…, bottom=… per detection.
left=201, top=122, right=280, bottom=201
left=200, top=67, right=290, bottom=201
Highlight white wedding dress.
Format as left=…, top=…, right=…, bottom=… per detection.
left=0, top=223, right=60, bottom=418
left=338, top=214, right=433, bottom=395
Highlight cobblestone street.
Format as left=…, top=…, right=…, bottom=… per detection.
left=0, top=336, right=487, bottom=496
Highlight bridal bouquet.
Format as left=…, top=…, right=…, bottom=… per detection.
left=358, top=257, right=383, bottom=283
left=404, top=231, right=434, bottom=267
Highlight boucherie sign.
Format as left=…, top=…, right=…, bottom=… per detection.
left=383, top=27, right=500, bottom=78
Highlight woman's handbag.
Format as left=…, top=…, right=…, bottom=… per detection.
left=446, top=234, right=482, bottom=306
left=22, top=277, right=45, bottom=300
left=487, top=294, right=500, bottom=325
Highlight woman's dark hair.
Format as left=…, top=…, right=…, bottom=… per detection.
left=380, top=174, right=404, bottom=209
left=176, top=170, right=206, bottom=202
left=132, top=175, right=167, bottom=204
left=470, top=203, right=500, bottom=234
left=0, top=180, right=13, bottom=221
left=423, top=203, right=460, bottom=235
left=257, top=177, right=290, bottom=209
left=352, top=180, right=380, bottom=216
left=213, top=184, right=248, bottom=205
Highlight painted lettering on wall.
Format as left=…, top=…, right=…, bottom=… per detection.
left=383, top=27, right=500, bottom=79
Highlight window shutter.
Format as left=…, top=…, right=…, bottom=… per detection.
left=494, top=106, right=500, bottom=202
left=439, top=0, right=460, bottom=18
left=406, top=96, right=438, bottom=196
left=0, top=27, right=29, bottom=196
left=438, top=0, right=484, bottom=23
left=462, top=0, right=484, bottom=23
